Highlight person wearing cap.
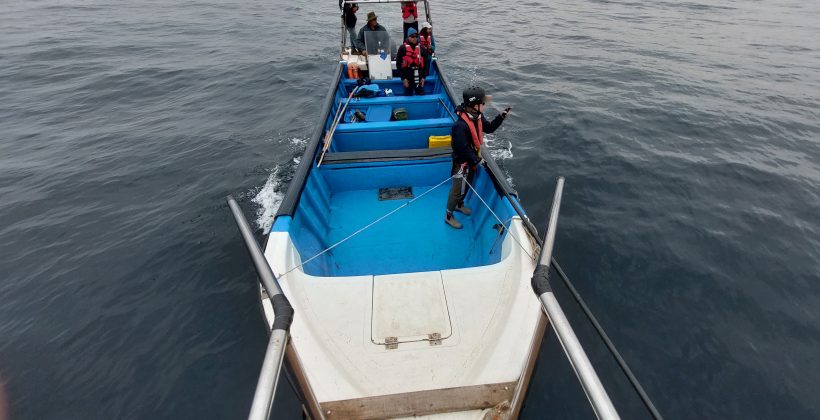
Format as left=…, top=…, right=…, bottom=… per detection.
left=354, top=11, right=387, bottom=52
left=419, top=22, right=435, bottom=70
left=401, top=1, right=419, bottom=39
left=341, top=2, right=359, bottom=52
left=395, top=27, right=425, bottom=96
left=444, top=86, right=512, bottom=229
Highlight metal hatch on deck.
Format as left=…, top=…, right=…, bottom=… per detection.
left=371, top=272, right=452, bottom=348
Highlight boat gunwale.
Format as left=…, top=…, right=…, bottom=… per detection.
left=274, top=59, right=521, bottom=223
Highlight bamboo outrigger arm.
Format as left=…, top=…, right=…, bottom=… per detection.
left=530, top=178, right=621, bottom=420
left=226, top=196, right=295, bottom=420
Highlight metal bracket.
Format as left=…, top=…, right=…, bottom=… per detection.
left=428, top=333, right=442, bottom=346
left=385, top=336, right=398, bottom=350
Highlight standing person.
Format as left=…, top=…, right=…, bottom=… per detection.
left=444, top=86, right=512, bottom=229
left=401, top=1, right=418, bottom=39
left=395, top=28, right=425, bottom=96
left=355, top=11, right=387, bottom=52
left=342, top=2, right=359, bottom=52
left=419, top=22, right=435, bottom=70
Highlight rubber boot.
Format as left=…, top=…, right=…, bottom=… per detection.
left=445, top=213, right=462, bottom=229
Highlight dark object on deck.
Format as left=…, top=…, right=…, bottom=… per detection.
left=392, top=108, right=409, bottom=120
left=378, top=186, right=414, bottom=200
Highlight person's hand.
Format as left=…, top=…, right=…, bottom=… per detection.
left=477, top=158, right=486, bottom=166
left=420, top=78, right=425, bottom=87
left=502, top=107, right=512, bottom=118
left=403, top=79, right=410, bottom=88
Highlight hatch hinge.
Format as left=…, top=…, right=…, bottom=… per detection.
left=385, top=336, right=399, bottom=350
left=428, top=332, right=442, bottom=346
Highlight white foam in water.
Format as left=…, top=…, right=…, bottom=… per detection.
left=289, top=137, right=307, bottom=147
left=252, top=166, right=284, bottom=232
left=484, top=135, right=516, bottom=187
left=486, top=136, right=513, bottom=161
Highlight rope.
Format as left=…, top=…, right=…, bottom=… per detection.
left=277, top=174, right=455, bottom=278
left=277, top=169, right=536, bottom=277
left=463, top=177, right=535, bottom=260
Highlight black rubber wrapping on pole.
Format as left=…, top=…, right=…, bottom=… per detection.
left=515, top=195, right=662, bottom=418
left=531, top=264, right=552, bottom=296
left=270, top=294, right=295, bottom=331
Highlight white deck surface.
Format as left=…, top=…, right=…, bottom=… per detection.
left=262, top=218, right=542, bottom=410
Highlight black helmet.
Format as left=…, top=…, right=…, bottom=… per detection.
left=462, top=86, right=485, bottom=106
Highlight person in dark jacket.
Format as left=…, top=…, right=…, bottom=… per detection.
left=342, top=2, right=359, bottom=52
left=395, top=28, right=425, bottom=96
left=355, top=11, right=387, bottom=52
left=445, top=86, right=512, bottom=229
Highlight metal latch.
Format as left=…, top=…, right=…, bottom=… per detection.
left=385, top=336, right=398, bottom=350
left=428, top=333, right=442, bottom=346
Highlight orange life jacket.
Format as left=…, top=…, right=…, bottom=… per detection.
left=459, top=111, right=483, bottom=153
left=419, top=34, right=431, bottom=48
left=401, top=2, right=417, bottom=19
left=401, top=43, right=424, bottom=69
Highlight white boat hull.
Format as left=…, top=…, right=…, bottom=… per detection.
left=261, top=218, right=544, bottom=419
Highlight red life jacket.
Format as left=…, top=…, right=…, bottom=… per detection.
left=401, top=2, right=417, bottom=19
left=459, top=111, right=483, bottom=153
left=401, top=43, right=424, bottom=69
left=419, top=34, right=431, bottom=48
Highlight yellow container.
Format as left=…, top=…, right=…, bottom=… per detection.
left=428, top=135, right=452, bottom=149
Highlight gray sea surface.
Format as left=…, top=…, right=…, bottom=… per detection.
left=1, top=0, right=819, bottom=418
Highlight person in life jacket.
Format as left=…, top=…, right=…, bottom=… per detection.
left=395, top=27, right=426, bottom=96
left=418, top=22, right=435, bottom=71
left=401, top=1, right=418, bottom=39
left=444, top=86, right=512, bottom=229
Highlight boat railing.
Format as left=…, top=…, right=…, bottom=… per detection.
left=531, top=178, right=620, bottom=419
left=226, top=196, right=295, bottom=420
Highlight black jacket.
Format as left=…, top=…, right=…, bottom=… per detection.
left=342, top=5, right=357, bottom=28
left=451, top=107, right=505, bottom=166
left=355, top=23, right=387, bottom=51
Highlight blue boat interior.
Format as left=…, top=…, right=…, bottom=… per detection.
left=271, top=60, right=517, bottom=277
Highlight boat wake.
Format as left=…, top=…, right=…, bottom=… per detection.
left=484, top=134, right=516, bottom=187
left=251, top=137, right=308, bottom=231
left=252, top=165, right=284, bottom=232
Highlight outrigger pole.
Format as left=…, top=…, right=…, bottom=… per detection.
left=530, top=178, right=621, bottom=420
left=226, top=196, right=295, bottom=420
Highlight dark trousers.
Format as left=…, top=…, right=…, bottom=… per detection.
left=446, top=162, right=475, bottom=212
left=401, top=68, right=424, bottom=96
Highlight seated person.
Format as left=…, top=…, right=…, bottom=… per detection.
left=395, top=28, right=426, bottom=96
left=354, top=11, right=387, bottom=52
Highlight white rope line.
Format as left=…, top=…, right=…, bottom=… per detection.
left=277, top=174, right=455, bottom=278
left=464, top=178, right=535, bottom=260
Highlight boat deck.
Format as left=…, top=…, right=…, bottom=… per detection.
left=326, top=185, right=497, bottom=276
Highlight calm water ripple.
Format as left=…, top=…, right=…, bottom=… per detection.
left=1, top=0, right=819, bottom=419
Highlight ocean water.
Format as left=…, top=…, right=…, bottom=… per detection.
left=1, top=0, right=819, bottom=419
